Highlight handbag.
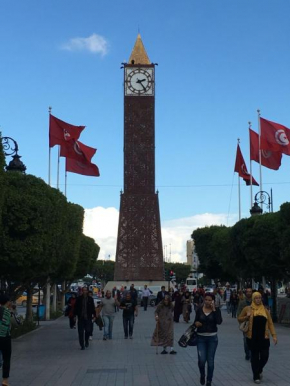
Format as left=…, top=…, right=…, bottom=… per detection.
left=239, top=320, right=249, bottom=333
left=178, top=324, right=198, bottom=348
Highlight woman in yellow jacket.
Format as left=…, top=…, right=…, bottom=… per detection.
left=238, top=291, right=277, bottom=384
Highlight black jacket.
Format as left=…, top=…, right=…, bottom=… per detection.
left=156, top=290, right=169, bottom=305
left=74, top=295, right=96, bottom=319
left=194, top=307, right=222, bottom=334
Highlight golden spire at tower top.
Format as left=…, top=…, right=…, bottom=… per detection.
left=128, top=33, right=150, bottom=65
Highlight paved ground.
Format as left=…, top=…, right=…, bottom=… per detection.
left=9, top=306, right=290, bottom=386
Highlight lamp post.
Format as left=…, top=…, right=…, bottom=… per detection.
left=250, top=190, right=277, bottom=321
left=250, top=190, right=272, bottom=216
left=1, top=136, right=26, bottom=173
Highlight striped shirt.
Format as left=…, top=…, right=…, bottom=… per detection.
left=0, top=306, right=11, bottom=337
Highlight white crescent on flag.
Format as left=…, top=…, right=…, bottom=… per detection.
left=241, top=164, right=249, bottom=175
left=275, top=129, right=289, bottom=146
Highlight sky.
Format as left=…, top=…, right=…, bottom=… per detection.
left=1, top=0, right=290, bottom=262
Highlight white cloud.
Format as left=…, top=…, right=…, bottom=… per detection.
left=83, top=207, right=238, bottom=263
left=62, top=33, right=109, bottom=55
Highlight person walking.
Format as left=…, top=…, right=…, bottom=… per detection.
left=119, top=293, right=138, bottom=339
left=74, top=287, right=96, bottom=350
left=223, top=282, right=232, bottom=315
left=230, top=290, right=239, bottom=318
left=156, top=286, right=169, bottom=305
left=193, top=288, right=203, bottom=312
left=141, top=285, right=151, bottom=311
left=151, top=295, right=177, bottom=354
left=0, top=294, right=12, bottom=386
left=112, top=287, right=121, bottom=312
left=67, top=292, right=77, bottom=329
left=182, top=290, right=192, bottom=323
left=194, top=292, right=222, bottom=386
left=213, top=288, right=222, bottom=309
left=172, top=289, right=183, bottom=322
left=237, top=287, right=253, bottom=361
left=238, top=291, right=277, bottom=384
left=129, top=284, right=138, bottom=302
left=99, top=290, right=118, bottom=340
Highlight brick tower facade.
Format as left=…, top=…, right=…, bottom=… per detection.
left=114, top=35, right=164, bottom=281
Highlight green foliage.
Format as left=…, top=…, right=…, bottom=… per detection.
left=75, top=234, right=100, bottom=279
left=164, top=262, right=191, bottom=283
left=192, top=225, right=234, bottom=281
left=192, top=205, right=290, bottom=283
left=94, top=260, right=115, bottom=282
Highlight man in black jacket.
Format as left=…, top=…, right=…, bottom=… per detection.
left=74, top=287, right=96, bottom=350
left=156, top=286, right=169, bottom=305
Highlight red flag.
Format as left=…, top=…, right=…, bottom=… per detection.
left=260, top=117, right=290, bottom=155
left=250, top=129, right=282, bottom=170
left=49, top=114, right=85, bottom=148
left=66, top=158, right=100, bottom=177
left=60, top=140, right=96, bottom=163
left=234, top=144, right=259, bottom=186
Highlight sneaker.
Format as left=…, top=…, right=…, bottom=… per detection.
left=80, top=346, right=85, bottom=350
left=89, top=336, right=93, bottom=341
left=254, top=380, right=261, bottom=384
left=161, top=349, right=168, bottom=354
left=103, top=337, right=107, bottom=340
left=200, top=376, right=205, bottom=385
left=170, top=350, right=177, bottom=355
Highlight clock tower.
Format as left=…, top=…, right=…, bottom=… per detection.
left=114, top=34, right=164, bottom=281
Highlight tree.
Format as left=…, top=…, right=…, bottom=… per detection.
left=164, top=262, right=191, bottom=283
left=75, top=235, right=100, bottom=279
left=192, top=225, right=233, bottom=282
left=0, top=173, right=70, bottom=319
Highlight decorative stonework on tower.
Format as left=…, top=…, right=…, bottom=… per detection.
left=114, top=34, right=164, bottom=281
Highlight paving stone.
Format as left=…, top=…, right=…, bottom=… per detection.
left=8, top=305, right=290, bottom=385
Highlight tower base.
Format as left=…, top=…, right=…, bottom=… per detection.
left=104, top=280, right=171, bottom=294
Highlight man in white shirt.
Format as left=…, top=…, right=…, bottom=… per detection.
left=141, top=285, right=151, bottom=311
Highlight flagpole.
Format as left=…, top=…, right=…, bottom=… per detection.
left=257, top=109, right=263, bottom=211
left=238, top=138, right=241, bottom=220
left=65, top=170, right=67, bottom=198
left=57, top=145, right=60, bottom=190
left=249, top=121, right=253, bottom=208
left=48, top=106, right=52, bottom=186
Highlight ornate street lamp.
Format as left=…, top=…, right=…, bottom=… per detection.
left=1, top=136, right=26, bottom=173
left=250, top=190, right=272, bottom=216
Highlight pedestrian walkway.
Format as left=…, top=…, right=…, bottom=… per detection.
left=10, top=307, right=290, bottom=386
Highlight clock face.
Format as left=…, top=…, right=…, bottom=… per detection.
left=125, top=67, right=154, bottom=96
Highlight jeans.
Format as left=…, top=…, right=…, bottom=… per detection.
left=103, top=315, right=115, bottom=339
left=197, top=335, right=218, bottom=383
left=0, top=336, right=11, bottom=379
left=226, top=301, right=231, bottom=314
left=77, top=319, right=91, bottom=348
left=123, top=315, right=134, bottom=337
left=143, top=297, right=148, bottom=311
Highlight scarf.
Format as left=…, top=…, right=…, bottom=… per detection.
left=251, top=291, right=267, bottom=318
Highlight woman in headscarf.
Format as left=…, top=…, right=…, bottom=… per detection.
left=151, top=295, right=176, bottom=354
left=238, top=291, right=277, bottom=384
left=182, top=290, right=192, bottom=323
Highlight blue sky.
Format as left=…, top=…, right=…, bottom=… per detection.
left=1, top=1, right=290, bottom=261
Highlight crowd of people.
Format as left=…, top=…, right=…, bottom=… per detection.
left=0, top=282, right=278, bottom=386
